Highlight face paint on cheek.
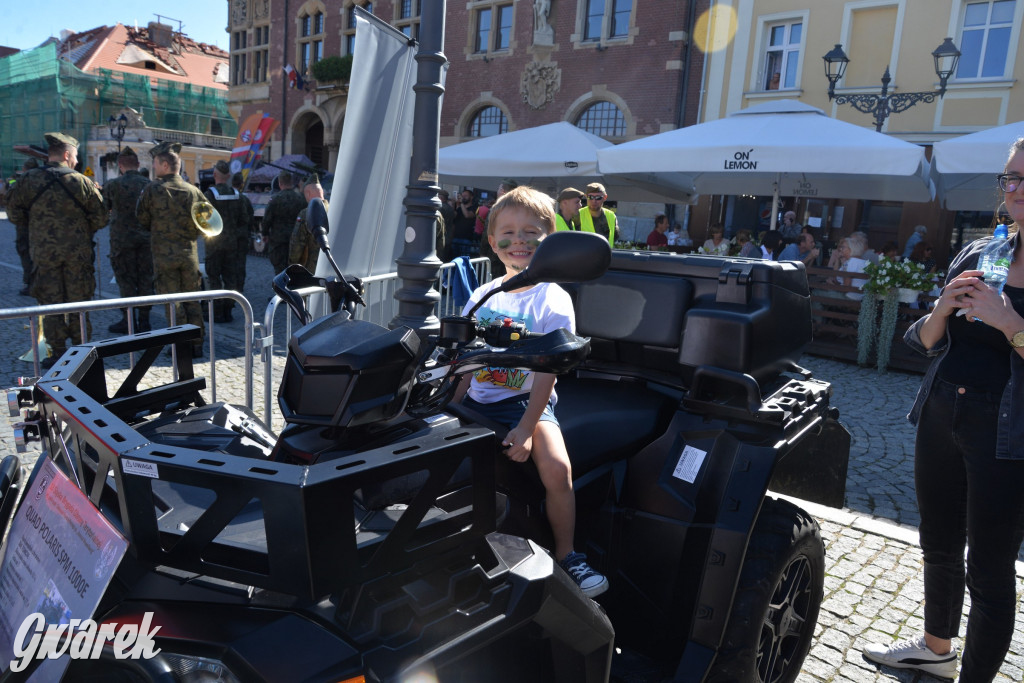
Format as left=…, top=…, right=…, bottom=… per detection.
left=496, top=239, right=511, bottom=249
left=528, top=239, right=542, bottom=248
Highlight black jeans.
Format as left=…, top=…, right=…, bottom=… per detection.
left=915, top=377, right=1024, bottom=682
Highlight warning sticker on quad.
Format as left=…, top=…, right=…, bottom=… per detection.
left=672, top=445, right=706, bottom=483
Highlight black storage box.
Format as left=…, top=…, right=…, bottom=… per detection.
left=280, top=314, right=421, bottom=427
left=566, top=251, right=811, bottom=386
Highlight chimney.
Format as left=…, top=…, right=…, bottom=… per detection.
left=148, top=22, right=174, bottom=48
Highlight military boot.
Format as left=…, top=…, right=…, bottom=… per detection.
left=108, top=309, right=129, bottom=334
left=136, top=307, right=152, bottom=332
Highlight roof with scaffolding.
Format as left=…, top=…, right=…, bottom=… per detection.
left=0, top=28, right=235, bottom=178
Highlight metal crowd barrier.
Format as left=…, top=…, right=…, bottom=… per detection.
left=0, top=290, right=255, bottom=408
left=259, top=258, right=492, bottom=426
left=2, top=259, right=491, bottom=435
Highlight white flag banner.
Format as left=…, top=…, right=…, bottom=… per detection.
left=320, top=10, right=418, bottom=279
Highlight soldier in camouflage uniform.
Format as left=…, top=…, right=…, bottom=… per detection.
left=12, top=158, right=40, bottom=296
left=288, top=175, right=325, bottom=273
left=102, top=147, right=153, bottom=332
left=263, top=170, right=307, bottom=274
left=233, top=171, right=254, bottom=293
left=203, top=160, right=248, bottom=322
left=6, top=132, right=108, bottom=366
left=136, top=141, right=206, bottom=356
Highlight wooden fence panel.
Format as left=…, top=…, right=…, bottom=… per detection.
left=804, top=266, right=938, bottom=373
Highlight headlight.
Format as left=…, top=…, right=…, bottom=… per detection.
left=161, top=653, right=241, bottom=683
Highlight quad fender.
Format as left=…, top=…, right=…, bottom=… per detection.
left=606, top=395, right=845, bottom=681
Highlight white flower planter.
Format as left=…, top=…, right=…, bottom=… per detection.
left=897, top=287, right=920, bottom=304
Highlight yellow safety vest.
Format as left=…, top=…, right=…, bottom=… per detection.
left=555, top=213, right=573, bottom=232
left=578, top=207, right=616, bottom=244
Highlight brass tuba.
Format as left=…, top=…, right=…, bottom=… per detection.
left=191, top=201, right=223, bottom=237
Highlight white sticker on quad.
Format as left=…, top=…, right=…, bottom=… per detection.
left=672, top=445, right=706, bottom=483
left=122, top=459, right=159, bottom=479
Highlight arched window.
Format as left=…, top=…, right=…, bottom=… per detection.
left=345, top=2, right=373, bottom=55
left=574, top=101, right=625, bottom=138
left=468, top=106, right=508, bottom=137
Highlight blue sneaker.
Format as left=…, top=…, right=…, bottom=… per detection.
left=559, top=551, right=608, bottom=598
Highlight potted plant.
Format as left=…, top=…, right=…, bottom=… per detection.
left=857, top=257, right=933, bottom=371
left=311, top=55, right=354, bottom=85
left=863, top=257, right=932, bottom=299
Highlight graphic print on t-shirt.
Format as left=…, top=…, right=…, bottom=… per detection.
left=474, top=308, right=536, bottom=391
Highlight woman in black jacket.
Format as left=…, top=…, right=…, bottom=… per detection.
left=864, top=137, right=1024, bottom=681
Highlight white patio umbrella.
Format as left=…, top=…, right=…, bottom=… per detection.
left=596, top=99, right=933, bottom=231
left=930, top=120, right=1024, bottom=211
left=438, top=121, right=695, bottom=204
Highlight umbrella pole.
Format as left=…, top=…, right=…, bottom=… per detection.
left=769, top=175, right=780, bottom=232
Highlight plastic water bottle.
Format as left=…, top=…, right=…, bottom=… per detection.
left=959, top=223, right=1011, bottom=318
left=978, top=223, right=1012, bottom=292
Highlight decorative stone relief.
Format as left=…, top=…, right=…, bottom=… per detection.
left=231, top=0, right=249, bottom=28
left=254, top=0, right=270, bottom=21
left=521, top=61, right=561, bottom=110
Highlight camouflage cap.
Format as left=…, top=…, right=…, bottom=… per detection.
left=557, top=187, right=584, bottom=202
left=150, top=140, right=182, bottom=158
left=119, top=145, right=138, bottom=159
left=44, top=132, right=79, bottom=148
left=304, top=173, right=320, bottom=187
left=214, top=160, right=231, bottom=175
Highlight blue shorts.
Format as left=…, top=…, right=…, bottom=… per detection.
left=462, top=395, right=559, bottom=431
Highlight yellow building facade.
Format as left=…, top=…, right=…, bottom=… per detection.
left=692, top=0, right=1024, bottom=259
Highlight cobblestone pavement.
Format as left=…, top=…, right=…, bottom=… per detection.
left=0, top=215, right=1021, bottom=681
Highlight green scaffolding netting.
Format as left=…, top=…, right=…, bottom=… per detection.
left=0, top=43, right=237, bottom=178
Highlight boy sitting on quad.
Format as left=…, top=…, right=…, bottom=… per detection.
left=454, top=186, right=608, bottom=598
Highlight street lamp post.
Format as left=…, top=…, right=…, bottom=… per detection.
left=823, top=38, right=960, bottom=132
left=108, top=113, right=127, bottom=154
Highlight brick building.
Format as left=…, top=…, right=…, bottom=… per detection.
left=227, top=0, right=707, bottom=226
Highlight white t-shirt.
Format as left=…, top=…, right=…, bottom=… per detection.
left=462, top=279, right=575, bottom=404
left=839, top=256, right=869, bottom=300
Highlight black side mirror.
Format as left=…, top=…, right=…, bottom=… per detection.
left=272, top=264, right=324, bottom=326
left=468, top=231, right=611, bottom=318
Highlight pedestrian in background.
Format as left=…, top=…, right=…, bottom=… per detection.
left=6, top=132, right=107, bottom=367
left=263, top=170, right=307, bottom=274
left=233, top=171, right=254, bottom=294
left=11, top=158, right=39, bottom=296
left=779, top=210, right=802, bottom=242
left=554, top=187, right=583, bottom=232
left=579, top=182, right=617, bottom=243
left=289, top=174, right=325, bottom=273
left=136, top=141, right=206, bottom=358
left=865, top=136, right=1024, bottom=681
left=903, top=224, right=928, bottom=260
left=436, top=189, right=455, bottom=261
left=203, top=161, right=246, bottom=323
left=451, top=188, right=479, bottom=258
left=646, top=214, right=669, bottom=248
left=102, top=146, right=153, bottom=332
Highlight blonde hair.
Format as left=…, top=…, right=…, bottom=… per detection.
left=486, top=185, right=557, bottom=235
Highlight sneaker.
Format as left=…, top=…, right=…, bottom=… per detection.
left=559, top=551, right=608, bottom=598
left=863, top=635, right=958, bottom=679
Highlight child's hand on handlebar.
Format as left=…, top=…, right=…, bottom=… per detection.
left=503, top=425, right=533, bottom=462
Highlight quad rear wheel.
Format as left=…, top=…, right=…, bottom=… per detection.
left=707, top=497, right=824, bottom=683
